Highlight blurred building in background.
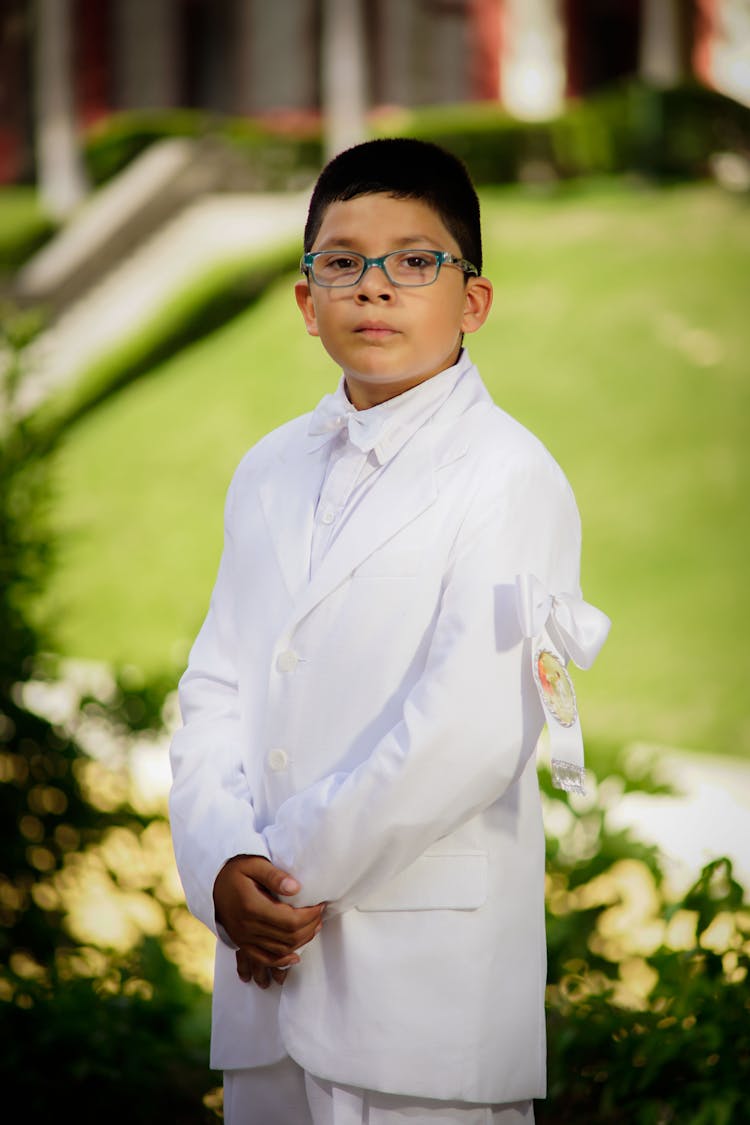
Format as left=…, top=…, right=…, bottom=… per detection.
left=1, top=0, right=748, bottom=189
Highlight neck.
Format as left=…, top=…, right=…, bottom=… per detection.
left=344, top=347, right=463, bottom=411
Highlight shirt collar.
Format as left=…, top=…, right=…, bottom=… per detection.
left=307, top=350, right=473, bottom=465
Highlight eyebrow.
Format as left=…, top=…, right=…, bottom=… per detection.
left=315, top=234, right=444, bottom=251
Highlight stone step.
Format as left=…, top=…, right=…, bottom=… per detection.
left=16, top=190, right=308, bottom=417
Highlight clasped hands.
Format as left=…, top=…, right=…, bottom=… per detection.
left=213, top=855, right=325, bottom=990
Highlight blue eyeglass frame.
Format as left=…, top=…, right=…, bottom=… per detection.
left=300, top=249, right=479, bottom=288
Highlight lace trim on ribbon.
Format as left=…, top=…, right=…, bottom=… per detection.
left=551, top=758, right=586, bottom=795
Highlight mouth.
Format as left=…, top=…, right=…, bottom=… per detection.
left=354, top=321, right=399, bottom=338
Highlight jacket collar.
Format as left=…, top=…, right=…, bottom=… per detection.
left=306, top=349, right=473, bottom=466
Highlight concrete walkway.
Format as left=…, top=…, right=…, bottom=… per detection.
left=16, top=190, right=309, bottom=417
left=604, top=745, right=750, bottom=893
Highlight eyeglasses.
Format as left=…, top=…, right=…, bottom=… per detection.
left=300, top=249, right=479, bottom=288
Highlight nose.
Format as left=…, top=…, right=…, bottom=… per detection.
left=354, top=261, right=393, bottom=302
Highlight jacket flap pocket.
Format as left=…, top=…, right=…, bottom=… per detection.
left=355, top=852, right=487, bottom=912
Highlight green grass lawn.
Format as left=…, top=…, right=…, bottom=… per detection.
left=42, top=179, right=750, bottom=757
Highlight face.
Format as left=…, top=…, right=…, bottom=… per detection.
left=295, top=193, right=493, bottom=409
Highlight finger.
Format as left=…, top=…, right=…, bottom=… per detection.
left=244, top=936, right=302, bottom=961
left=236, top=950, right=251, bottom=982
left=236, top=918, right=323, bottom=965
left=252, top=963, right=271, bottom=989
left=239, top=906, right=324, bottom=948
left=238, top=943, right=301, bottom=969
left=228, top=923, right=301, bottom=955
left=259, top=951, right=300, bottom=970
left=282, top=916, right=324, bottom=948
left=238, top=880, right=323, bottom=924
left=257, top=903, right=326, bottom=938
left=255, top=909, right=324, bottom=944
left=238, top=929, right=317, bottom=963
left=245, top=857, right=302, bottom=898
left=237, top=950, right=281, bottom=990
left=270, top=967, right=289, bottom=985
left=236, top=945, right=296, bottom=982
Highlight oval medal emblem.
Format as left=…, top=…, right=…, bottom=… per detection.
left=534, top=649, right=577, bottom=727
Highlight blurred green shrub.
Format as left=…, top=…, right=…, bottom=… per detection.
left=1, top=314, right=219, bottom=1122
left=2, top=938, right=217, bottom=1124
left=0, top=187, right=57, bottom=272
left=382, top=81, right=750, bottom=185
left=0, top=313, right=107, bottom=949
left=80, top=79, right=750, bottom=196
left=83, top=108, right=323, bottom=191
left=372, top=100, right=533, bottom=184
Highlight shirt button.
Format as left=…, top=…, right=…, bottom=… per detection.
left=320, top=505, right=335, bottom=526
left=268, top=748, right=289, bottom=772
left=276, top=650, right=298, bottom=673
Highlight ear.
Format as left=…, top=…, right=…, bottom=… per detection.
left=295, top=279, right=320, bottom=337
left=461, top=276, right=493, bottom=336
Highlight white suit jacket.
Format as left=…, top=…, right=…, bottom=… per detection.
left=169, top=354, right=584, bottom=1103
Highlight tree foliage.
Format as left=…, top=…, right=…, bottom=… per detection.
left=0, top=311, right=218, bottom=1121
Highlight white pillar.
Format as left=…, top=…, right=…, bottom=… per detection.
left=34, top=0, right=88, bottom=219
left=321, top=0, right=368, bottom=162
left=709, top=0, right=750, bottom=108
left=500, top=0, right=566, bottom=121
left=639, top=0, right=685, bottom=88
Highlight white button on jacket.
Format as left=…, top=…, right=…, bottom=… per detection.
left=275, top=650, right=298, bottom=673
left=267, top=748, right=289, bottom=772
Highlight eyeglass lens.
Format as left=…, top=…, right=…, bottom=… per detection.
left=311, top=250, right=442, bottom=287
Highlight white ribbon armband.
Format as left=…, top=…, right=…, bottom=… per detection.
left=515, top=573, right=611, bottom=795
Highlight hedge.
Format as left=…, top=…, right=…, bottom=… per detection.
left=80, top=79, right=750, bottom=192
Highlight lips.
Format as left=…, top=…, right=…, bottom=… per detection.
left=354, top=321, right=398, bottom=336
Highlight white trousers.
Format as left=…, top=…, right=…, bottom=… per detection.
left=223, top=1057, right=535, bottom=1125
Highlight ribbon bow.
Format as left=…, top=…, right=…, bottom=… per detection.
left=308, top=394, right=386, bottom=454
left=515, top=573, right=611, bottom=670
left=516, top=573, right=611, bottom=795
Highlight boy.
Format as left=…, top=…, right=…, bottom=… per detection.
left=169, top=138, right=609, bottom=1124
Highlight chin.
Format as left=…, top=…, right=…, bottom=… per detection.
left=341, top=355, right=406, bottom=381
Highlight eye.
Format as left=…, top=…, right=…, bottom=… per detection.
left=313, top=252, right=364, bottom=283
left=401, top=253, right=435, bottom=270
left=317, top=253, right=361, bottom=272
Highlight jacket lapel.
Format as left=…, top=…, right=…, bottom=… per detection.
left=257, top=360, right=493, bottom=627
left=257, top=431, right=328, bottom=602
left=288, top=433, right=439, bottom=627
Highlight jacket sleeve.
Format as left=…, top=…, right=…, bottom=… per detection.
left=262, top=455, right=583, bottom=913
left=168, top=475, right=270, bottom=937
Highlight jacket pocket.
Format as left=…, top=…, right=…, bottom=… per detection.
left=355, top=851, right=487, bottom=912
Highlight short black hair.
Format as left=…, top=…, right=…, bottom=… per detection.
left=303, top=137, right=482, bottom=274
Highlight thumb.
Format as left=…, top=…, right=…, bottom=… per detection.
left=277, top=871, right=300, bottom=896
left=256, top=860, right=300, bottom=897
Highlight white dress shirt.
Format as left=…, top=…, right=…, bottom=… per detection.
left=307, top=352, right=469, bottom=577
